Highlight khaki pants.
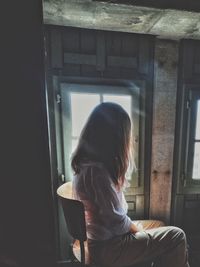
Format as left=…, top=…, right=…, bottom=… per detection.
left=88, top=220, right=190, bottom=267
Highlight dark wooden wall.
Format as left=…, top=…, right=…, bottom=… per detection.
left=1, top=1, right=55, bottom=267
left=180, top=40, right=200, bottom=84
left=46, top=26, right=154, bottom=80
left=172, top=39, right=200, bottom=267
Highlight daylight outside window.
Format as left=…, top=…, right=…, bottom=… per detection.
left=192, top=99, right=200, bottom=179
left=71, top=93, right=132, bottom=154
left=60, top=83, right=140, bottom=185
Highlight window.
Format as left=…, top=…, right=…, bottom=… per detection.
left=70, top=93, right=132, bottom=154
left=177, top=87, right=200, bottom=191
left=192, top=100, right=200, bottom=179
left=187, top=92, right=200, bottom=182
left=50, top=79, right=147, bottom=260
left=59, top=83, right=141, bottom=185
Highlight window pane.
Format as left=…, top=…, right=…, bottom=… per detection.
left=103, top=95, right=132, bottom=118
left=71, top=93, right=100, bottom=136
left=192, top=142, right=200, bottom=179
left=195, top=100, right=200, bottom=139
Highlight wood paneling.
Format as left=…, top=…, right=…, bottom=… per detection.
left=181, top=40, right=200, bottom=83
left=48, top=27, right=153, bottom=79
left=51, top=29, right=63, bottom=69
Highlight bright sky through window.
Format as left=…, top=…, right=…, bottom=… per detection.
left=103, top=95, right=131, bottom=118
left=70, top=92, right=132, bottom=154
left=192, top=100, right=200, bottom=179
left=195, top=100, right=200, bottom=139
left=71, top=93, right=100, bottom=137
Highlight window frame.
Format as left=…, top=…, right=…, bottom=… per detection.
left=175, top=84, right=200, bottom=194
left=54, top=76, right=146, bottom=191
left=47, top=75, right=150, bottom=261
left=187, top=90, right=200, bottom=183
left=60, top=82, right=140, bottom=185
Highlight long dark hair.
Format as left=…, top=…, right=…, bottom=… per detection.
left=71, top=102, right=132, bottom=186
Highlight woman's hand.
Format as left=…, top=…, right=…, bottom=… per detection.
left=129, top=222, right=143, bottom=233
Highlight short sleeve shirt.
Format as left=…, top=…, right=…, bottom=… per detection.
left=73, top=162, right=132, bottom=240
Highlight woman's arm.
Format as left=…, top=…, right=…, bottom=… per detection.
left=75, top=164, right=133, bottom=235
left=74, top=164, right=143, bottom=236
left=129, top=222, right=140, bottom=233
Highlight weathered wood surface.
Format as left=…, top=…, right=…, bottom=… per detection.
left=94, top=0, right=200, bottom=12
left=43, top=0, right=200, bottom=40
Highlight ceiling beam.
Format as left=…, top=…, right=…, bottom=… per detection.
left=93, top=0, right=200, bottom=13
left=43, top=0, right=200, bottom=40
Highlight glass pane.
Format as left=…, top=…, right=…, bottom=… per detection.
left=103, top=95, right=132, bottom=118
left=192, top=142, right=200, bottom=179
left=195, top=100, right=200, bottom=139
left=71, top=93, right=100, bottom=136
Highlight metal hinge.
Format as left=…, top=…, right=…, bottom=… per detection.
left=59, top=173, right=65, bottom=183
left=56, top=94, right=61, bottom=104
left=43, top=36, right=48, bottom=58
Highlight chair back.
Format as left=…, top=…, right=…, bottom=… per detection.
left=57, top=182, right=87, bottom=242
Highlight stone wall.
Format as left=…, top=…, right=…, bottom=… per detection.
left=150, top=39, right=179, bottom=224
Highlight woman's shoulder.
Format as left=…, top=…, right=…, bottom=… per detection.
left=75, top=161, right=112, bottom=186
left=73, top=161, right=114, bottom=198
left=79, top=161, right=108, bottom=175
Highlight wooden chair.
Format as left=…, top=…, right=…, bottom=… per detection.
left=57, top=182, right=152, bottom=267
left=57, top=182, right=89, bottom=267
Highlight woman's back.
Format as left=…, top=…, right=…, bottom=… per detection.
left=73, top=162, right=132, bottom=241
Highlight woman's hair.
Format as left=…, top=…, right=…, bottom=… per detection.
left=71, top=102, right=132, bottom=186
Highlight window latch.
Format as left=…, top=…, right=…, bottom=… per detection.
left=186, top=100, right=190, bottom=109
left=56, top=94, right=61, bottom=104
left=181, top=172, right=187, bottom=187
left=59, top=174, right=65, bottom=183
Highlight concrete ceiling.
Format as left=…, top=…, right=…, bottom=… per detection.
left=93, top=0, right=200, bottom=12
left=43, top=0, right=200, bottom=40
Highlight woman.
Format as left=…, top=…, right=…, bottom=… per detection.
left=72, top=102, right=189, bottom=267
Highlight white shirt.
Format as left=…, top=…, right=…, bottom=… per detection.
left=73, top=162, right=132, bottom=240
